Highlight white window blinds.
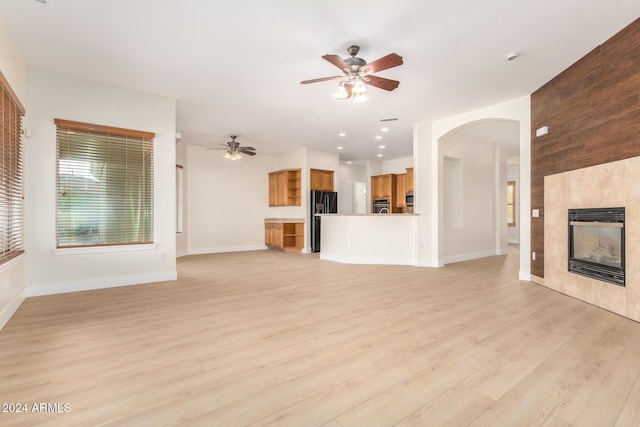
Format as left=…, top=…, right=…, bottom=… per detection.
left=55, top=119, right=155, bottom=248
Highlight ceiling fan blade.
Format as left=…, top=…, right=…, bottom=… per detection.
left=361, top=53, right=403, bottom=75
left=239, top=149, right=256, bottom=156
left=322, top=54, right=349, bottom=72
left=206, top=147, right=228, bottom=150
left=363, top=75, right=400, bottom=91
left=239, top=146, right=255, bottom=151
left=300, top=76, right=343, bottom=84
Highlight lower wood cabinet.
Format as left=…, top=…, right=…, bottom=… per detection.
left=264, top=220, right=304, bottom=252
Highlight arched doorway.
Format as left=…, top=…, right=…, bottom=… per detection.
left=438, top=119, right=519, bottom=264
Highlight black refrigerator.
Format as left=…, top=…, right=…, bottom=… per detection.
left=310, top=190, right=338, bottom=253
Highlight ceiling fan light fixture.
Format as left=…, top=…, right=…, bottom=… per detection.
left=334, top=82, right=349, bottom=99
left=227, top=151, right=242, bottom=160
left=352, top=91, right=368, bottom=103
left=352, top=79, right=367, bottom=94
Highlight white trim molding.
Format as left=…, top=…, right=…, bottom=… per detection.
left=26, top=270, right=177, bottom=297
left=187, top=245, right=267, bottom=256
left=0, top=289, right=25, bottom=330
left=443, top=249, right=497, bottom=265
left=53, top=244, right=157, bottom=256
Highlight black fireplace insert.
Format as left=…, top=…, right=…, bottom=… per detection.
left=568, top=207, right=625, bottom=286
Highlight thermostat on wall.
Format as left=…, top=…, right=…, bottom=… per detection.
left=535, top=126, right=549, bottom=137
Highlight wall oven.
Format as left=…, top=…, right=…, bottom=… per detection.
left=372, top=198, right=390, bottom=214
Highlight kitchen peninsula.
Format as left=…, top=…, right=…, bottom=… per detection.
left=317, top=213, right=417, bottom=265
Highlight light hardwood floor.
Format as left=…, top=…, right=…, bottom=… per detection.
left=1, top=249, right=640, bottom=426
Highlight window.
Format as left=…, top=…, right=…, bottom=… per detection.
left=507, top=180, right=516, bottom=227
left=176, top=164, right=183, bottom=233
left=55, top=119, right=155, bottom=248
left=0, top=71, right=25, bottom=264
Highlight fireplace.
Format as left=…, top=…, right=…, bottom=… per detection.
left=568, top=207, right=625, bottom=286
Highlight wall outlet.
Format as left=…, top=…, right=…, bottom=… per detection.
left=532, top=252, right=536, bottom=260
left=532, top=209, right=540, bottom=218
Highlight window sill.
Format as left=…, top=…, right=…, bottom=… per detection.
left=52, top=244, right=157, bottom=256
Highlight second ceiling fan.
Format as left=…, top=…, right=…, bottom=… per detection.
left=301, top=45, right=403, bottom=101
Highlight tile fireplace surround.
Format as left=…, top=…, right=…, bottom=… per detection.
left=541, top=156, right=640, bottom=322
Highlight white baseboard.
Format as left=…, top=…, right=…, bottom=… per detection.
left=0, top=289, right=25, bottom=330
left=444, top=249, right=496, bottom=265
left=176, top=249, right=189, bottom=258
left=26, top=271, right=178, bottom=297
left=187, top=245, right=267, bottom=255
left=496, top=247, right=509, bottom=255
left=415, top=258, right=444, bottom=268
left=320, top=253, right=414, bottom=266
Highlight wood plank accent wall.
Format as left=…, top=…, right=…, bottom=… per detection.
left=530, top=18, right=640, bottom=278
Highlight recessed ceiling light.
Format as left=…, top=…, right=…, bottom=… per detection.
left=379, top=145, right=386, bottom=149
left=375, top=136, right=382, bottom=140
left=381, top=127, right=389, bottom=132
left=377, top=154, right=383, bottom=157
left=337, top=146, right=343, bottom=150
left=339, top=132, right=346, bottom=137
left=347, top=161, right=353, bottom=164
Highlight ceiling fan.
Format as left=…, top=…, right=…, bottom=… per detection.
left=207, top=135, right=256, bottom=160
left=301, top=45, right=403, bottom=101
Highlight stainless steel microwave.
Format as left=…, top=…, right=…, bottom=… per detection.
left=405, top=192, right=414, bottom=206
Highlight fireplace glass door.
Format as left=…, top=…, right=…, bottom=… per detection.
left=568, top=207, right=624, bottom=286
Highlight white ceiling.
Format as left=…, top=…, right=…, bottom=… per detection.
left=1, top=1, right=638, bottom=161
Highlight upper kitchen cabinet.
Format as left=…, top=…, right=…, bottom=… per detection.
left=310, top=169, right=334, bottom=192
left=371, top=174, right=396, bottom=199
left=268, top=168, right=301, bottom=206
left=406, top=167, right=414, bottom=193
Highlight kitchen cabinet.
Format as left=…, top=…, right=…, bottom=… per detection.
left=371, top=174, right=402, bottom=213
left=395, top=173, right=406, bottom=208
left=264, top=219, right=304, bottom=252
left=268, top=168, right=301, bottom=206
left=371, top=174, right=395, bottom=199
left=310, top=169, right=334, bottom=191
left=406, top=167, right=414, bottom=193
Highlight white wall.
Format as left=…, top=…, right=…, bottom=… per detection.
left=0, top=15, right=27, bottom=328
left=415, top=96, right=531, bottom=278
left=186, top=145, right=277, bottom=254
left=382, top=156, right=413, bottom=175
left=24, top=70, right=177, bottom=296
left=338, top=163, right=367, bottom=214
left=441, top=134, right=496, bottom=262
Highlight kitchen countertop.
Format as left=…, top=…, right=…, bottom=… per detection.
left=264, top=218, right=305, bottom=223
left=314, top=213, right=418, bottom=216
